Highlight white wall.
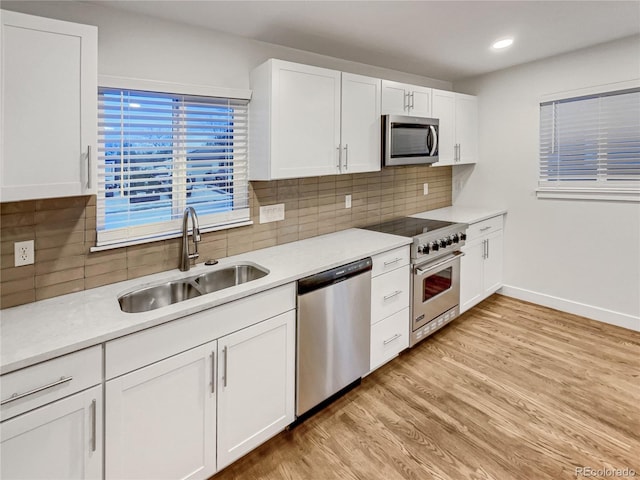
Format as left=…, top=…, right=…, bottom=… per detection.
left=454, top=35, right=640, bottom=330
left=1, top=1, right=451, bottom=91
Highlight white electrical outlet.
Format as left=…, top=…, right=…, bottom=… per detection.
left=345, top=194, right=352, bottom=209
left=14, top=240, right=34, bottom=267
left=423, top=183, right=429, bottom=195
left=259, top=203, right=285, bottom=224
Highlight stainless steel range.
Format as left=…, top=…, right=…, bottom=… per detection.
left=361, top=217, right=468, bottom=346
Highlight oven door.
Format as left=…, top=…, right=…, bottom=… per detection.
left=412, top=252, right=462, bottom=332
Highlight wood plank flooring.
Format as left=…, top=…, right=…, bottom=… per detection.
left=211, top=294, right=640, bottom=480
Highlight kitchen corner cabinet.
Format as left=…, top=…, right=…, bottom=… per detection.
left=249, top=59, right=380, bottom=180
left=431, top=90, right=478, bottom=166
left=0, top=10, right=98, bottom=202
left=381, top=80, right=432, bottom=117
left=460, top=215, right=504, bottom=312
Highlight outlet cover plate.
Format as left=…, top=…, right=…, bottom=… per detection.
left=423, top=183, right=429, bottom=195
left=15, top=240, right=34, bottom=267
left=345, top=194, right=352, bottom=209
left=259, top=203, right=285, bottom=224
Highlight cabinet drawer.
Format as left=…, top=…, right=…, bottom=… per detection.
left=370, top=308, right=409, bottom=371
left=466, top=215, right=503, bottom=241
left=371, top=265, right=410, bottom=325
left=106, top=284, right=296, bottom=379
left=1, top=346, right=102, bottom=422
left=371, top=246, right=410, bottom=277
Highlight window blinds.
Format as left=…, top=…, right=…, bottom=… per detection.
left=539, top=88, right=640, bottom=187
left=97, top=88, right=250, bottom=247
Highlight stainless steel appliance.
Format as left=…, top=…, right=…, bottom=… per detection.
left=383, top=115, right=439, bottom=167
left=361, top=218, right=467, bottom=346
left=296, top=257, right=372, bottom=417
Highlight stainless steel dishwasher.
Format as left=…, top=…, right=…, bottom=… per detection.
left=296, top=257, right=372, bottom=418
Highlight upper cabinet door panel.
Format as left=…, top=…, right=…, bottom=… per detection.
left=431, top=89, right=456, bottom=166
left=409, top=85, right=432, bottom=117
left=340, top=73, right=381, bottom=174
left=271, top=61, right=341, bottom=179
left=0, top=10, right=97, bottom=202
left=455, top=93, right=479, bottom=164
left=381, top=80, right=409, bottom=115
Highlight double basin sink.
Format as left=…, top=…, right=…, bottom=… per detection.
left=118, top=263, right=269, bottom=313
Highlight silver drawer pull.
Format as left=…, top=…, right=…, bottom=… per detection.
left=91, top=399, right=97, bottom=452
left=1, top=376, right=73, bottom=405
left=383, top=257, right=402, bottom=266
left=383, top=290, right=402, bottom=301
left=383, top=333, right=402, bottom=345
left=479, top=226, right=492, bottom=231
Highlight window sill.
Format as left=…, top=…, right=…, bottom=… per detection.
left=536, top=187, right=640, bottom=202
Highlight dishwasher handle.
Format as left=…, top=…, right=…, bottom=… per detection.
left=297, top=257, right=372, bottom=295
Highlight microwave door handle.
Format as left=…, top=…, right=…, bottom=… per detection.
left=429, top=126, right=438, bottom=156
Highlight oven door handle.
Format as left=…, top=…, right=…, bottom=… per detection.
left=415, top=252, right=464, bottom=277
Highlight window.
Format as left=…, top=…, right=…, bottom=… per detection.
left=96, top=86, right=250, bottom=248
left=538, top=87, right=640, bottom=201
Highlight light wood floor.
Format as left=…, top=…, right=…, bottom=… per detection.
left=211, top=294, right=640, bottom=480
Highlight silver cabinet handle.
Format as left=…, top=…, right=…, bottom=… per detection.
left=223, top=346, right=228, bottom=387
left=458, top=143, right=461, bottom=162
left=482, top=239, right=487, bottom=259
left=1, top=376, right=73, bottom=405
left=336, top=145, right=342, bottom=172
left=383, top=333, right=402, bottom=345
left=91, top=399, right=97, bottom=452
left=383, top=257, right=402, bottom=266
left=343, top=144, right=348, bottom=170
left=404, top=91, right=410, bottom=111
left=410, top=92, right=415, bottom=109
left=87, top=145, right=92, bottom=189
left=479, top=226, right=491, bottom=232
left=383, top=290, right=402, bottom=301
left=486, top=238, right=490, bottom=259
left=211, top=351, right=216, bottom=394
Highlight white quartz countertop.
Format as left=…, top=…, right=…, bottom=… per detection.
left=412, top=206, right=507, bottom=224
left=1, top=229, right=410, bottom=375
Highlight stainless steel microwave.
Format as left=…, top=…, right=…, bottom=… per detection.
left=382, top=115, right=439, bottom=167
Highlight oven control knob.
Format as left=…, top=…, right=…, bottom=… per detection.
left=446, top=236, right=453, bottom=246
left=432, top=242, right=439, bottom=251
left=421, top=244, right=431, bottom=254
left=452, top=234, right=460, bottom=243
left=460, top=232, right=467, bottom=241
left=439, top=239, right=447, bottom=248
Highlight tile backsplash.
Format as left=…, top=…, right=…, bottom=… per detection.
left=0, top=166, right=451, bottom=308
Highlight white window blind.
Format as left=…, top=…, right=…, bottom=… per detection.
left=539, top=88, right=640, bottom=200
left=97, top=88, right=250, bottom=248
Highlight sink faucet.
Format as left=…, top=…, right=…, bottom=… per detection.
left=180, top=207, right=201, bottom=271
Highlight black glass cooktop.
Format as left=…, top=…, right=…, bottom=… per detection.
left=361, top=217, right=455, bottom=238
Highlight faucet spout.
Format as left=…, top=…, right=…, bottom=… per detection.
left=180, top=207, right=200, bottom=271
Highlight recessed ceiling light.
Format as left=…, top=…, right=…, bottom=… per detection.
left=492, top=38, right=514, bottom=50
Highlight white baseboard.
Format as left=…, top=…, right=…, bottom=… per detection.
left=499, top=285, right=640, bottom=332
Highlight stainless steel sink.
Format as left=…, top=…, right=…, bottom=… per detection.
left=193, top=264, right=269, bottom=294
left=118, top=263, right=269, bottom=313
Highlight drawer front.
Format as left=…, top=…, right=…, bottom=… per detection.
left=371, top=265, right=410, bottom=325
left=371, top=246, right=410, bottom=277
left=370, top=308, right=409, bottom=371
left=106, top=283, right=296, bottom=379
left=1, top=346, right=102, bottom=422
left=466, top=215, right=503, bottom=242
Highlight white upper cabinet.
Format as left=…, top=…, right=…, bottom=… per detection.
left=431, top=89, right=478, bottom=166
left=0, top=10, right=97, bottom=202
left=249, top=59, right=381, bottom=180
left=381, top=80, right=432, bottom=117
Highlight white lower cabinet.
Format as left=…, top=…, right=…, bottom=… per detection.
left=460, top=215, right=504, bottom=312
left=105, top=342, right=217, bottom=480
left=370, top=308, right=410, bottom=370
left=217, top=310, right=295, bottom=470
left=1, top=386, right=102, bottom=480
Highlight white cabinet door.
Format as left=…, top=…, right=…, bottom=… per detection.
left=455, top=93, right=479, bottom=164
left=409, top=85, right=433, bottom=117
left=460, top=238, right=485, bottom=313
left=483, top=230, right=504, bottom=296
left=431, top=89, right=456, bottom=166
left=340, top=73, right=381, bottom=173
left=381, top=79, right=409, bottom=115
left=0, top=10, right=97, bottom=202
left=370, top=308, right=410, bottom=370
left=106, top=342, right=217, bottom=480
left=217, top=310, right=295, bottom=470
left=1, top=386, right=102, bottom=480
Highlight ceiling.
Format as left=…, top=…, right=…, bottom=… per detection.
left=91, top=1, right=640, bottom=81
